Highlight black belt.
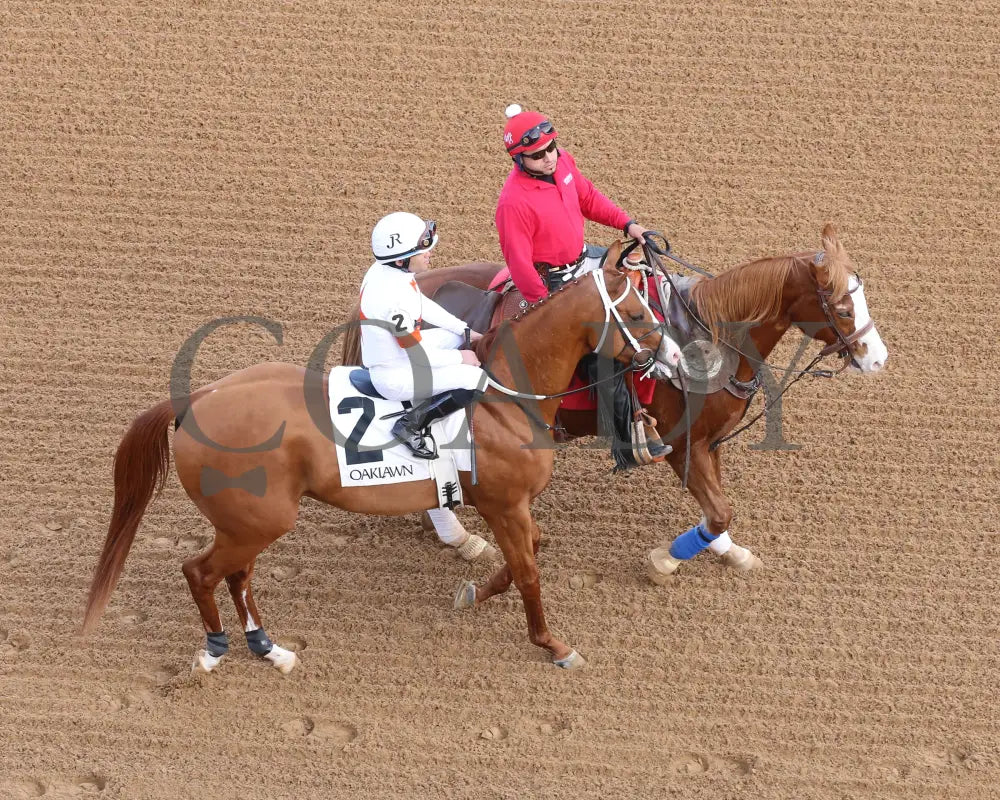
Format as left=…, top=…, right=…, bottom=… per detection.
left=534, top=248, right=587, bottom=274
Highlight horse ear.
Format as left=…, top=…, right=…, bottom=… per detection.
left=605, top=240, right=623, bottom=268
left=811, top=223, right=840, bottom=285
left=821, top=223, right=840, bottom=254
left=810, top=251, right=830, bottom=285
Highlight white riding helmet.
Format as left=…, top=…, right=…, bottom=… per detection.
left=371, top=212, right=438, bottom=263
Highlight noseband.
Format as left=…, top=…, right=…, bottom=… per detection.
left=815, top=271, right=875, bottom=367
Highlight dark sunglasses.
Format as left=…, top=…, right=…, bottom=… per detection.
left=518, top=120, right=555, bottom=148
left=522, top=139, right=558, bottom=160
left=417, top=220, right=437, bottom=250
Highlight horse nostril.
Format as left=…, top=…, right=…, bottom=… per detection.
left=872, top=360, right=883, bottom=371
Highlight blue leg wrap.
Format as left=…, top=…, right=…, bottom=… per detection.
left=245, top=628, right=274, bottom=656
left=205, top=631, right=229, bottom=658
left=669, top=523, right=718, bottom=560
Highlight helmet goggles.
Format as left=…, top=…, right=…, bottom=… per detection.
left=507, top=120, right=555, bottom=153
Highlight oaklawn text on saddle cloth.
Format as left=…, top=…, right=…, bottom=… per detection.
left=326, top=367, right=471, bottom=487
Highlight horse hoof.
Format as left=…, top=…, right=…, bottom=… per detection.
left=553, top=649, right=586, bottom=670
left=453, top=580, right=477, bottom=610
left=456, top=534, right=497, bottom=562
left=721, top=544, right=763, bottom=572
left=420, top=511, right=435, bottom=532
left=192, top=649, right=223, bottom=674
left=264, top=645, right=299, bottom=675
left=648, top=547, right=681, bottom=585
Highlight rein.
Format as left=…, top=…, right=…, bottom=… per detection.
left=484, top=269, right=664, bottom=405
left=481, top=359, right=636, bottom=434
left=711, top=267, right=875, bottom=449
left=633, top=233, right=868, bottom=468
left=638, top=235, right=839, bottom=379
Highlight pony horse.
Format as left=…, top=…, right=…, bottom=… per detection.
left=342, top=225, right=888, bottom=592
left=82, top=260, right=682, bottom=671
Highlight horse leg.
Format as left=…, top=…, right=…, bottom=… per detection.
left=708, top=449, right=763, bottom=572
left=649, top=444, right=759, bottom=583
left=471, top=507, right=583, bottom=669
left=225, top=559, right=299, bottom=675
left=454, top=520, right=538, bottom=609
left=423, top=508, right=497, bottom=562
left=182, top=532, right=279, bottom=674
left=453, top=563, right=511, bottom=610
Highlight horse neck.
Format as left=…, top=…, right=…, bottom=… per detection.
left=702, top=256, right=811, bottom=381
left=487, top=283, right=603, bottom=403
left=740, top=320, right=788, bottom=381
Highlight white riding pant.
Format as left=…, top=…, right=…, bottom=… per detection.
left=369, top=329, right=485, bottom=402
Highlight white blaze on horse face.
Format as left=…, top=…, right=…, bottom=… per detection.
left=850, top=276, right=888, bottom=372
left=660, top=331, right=682, bottom=367
left=651, top=334, right=682, bottom=379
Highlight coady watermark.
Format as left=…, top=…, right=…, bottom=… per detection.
left=170, top=315, right=821, bottom=456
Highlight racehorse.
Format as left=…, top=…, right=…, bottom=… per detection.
left=82, top=258, right=683, bottom=672
left=342, top=224, right=888, bottom=588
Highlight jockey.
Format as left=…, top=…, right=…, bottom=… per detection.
left=495, top=104, right=653, bottom=302
left=360, top=212, right=485, bottom=459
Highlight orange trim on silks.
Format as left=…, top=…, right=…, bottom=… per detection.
left=398, top=326, right=423, bottom=348
left=359, top=305, right=423, bottom=348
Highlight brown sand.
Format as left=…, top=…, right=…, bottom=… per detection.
left=2, top=1, right=998, bottom=797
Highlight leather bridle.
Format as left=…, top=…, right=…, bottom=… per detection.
left=815, top=270, right=875, bottom=369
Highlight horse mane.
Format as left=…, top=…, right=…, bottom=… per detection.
left=690, top=224, right=853, bottom=340
left=690, top=255, right=801, bottom=341
left=817, top=223, right=853, bottom=302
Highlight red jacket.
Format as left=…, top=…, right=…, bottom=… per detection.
left=495, top=150, right=631, bottom=302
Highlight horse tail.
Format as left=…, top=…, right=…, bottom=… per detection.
left=82, top=398, right=176, bottom=634
left=341, top=300, right=363, bottom=366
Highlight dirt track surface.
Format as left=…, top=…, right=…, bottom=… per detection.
left=2, top=1, right=998, bottom=798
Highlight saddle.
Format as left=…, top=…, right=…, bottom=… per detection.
left=430, top=279, right=527, bottom=331
left=429, top=254, right=666, bottom=471
left=660, top=275, right=754, bottom=399
left=348, top=368, right=386, bottom=399
left=429, top=245, right=611, bottom=333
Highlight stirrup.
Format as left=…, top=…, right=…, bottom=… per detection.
left=392, top=416, right=437, bottom=459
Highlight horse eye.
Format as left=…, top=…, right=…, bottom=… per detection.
left=837, top=311, right=853, bottom=319
left=629, top=311, right=646, bottom=322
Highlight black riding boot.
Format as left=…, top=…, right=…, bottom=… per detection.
left=391, top=388, right=482, bottom=460
left=587, top=357, right=672, bottom=468
left=608, top=370, right=671, bottom=460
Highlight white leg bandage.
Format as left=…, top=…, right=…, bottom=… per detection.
left=707, top=531, right=733, bottom=555
left=425, top=508, right=469, bottom=546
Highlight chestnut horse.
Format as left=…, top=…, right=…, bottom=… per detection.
left=342, top=225, right=888, bottom=590
left=82, top=260, right=682, bottom=672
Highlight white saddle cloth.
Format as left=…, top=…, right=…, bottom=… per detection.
left=327, top=367, right=471, bottom=489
